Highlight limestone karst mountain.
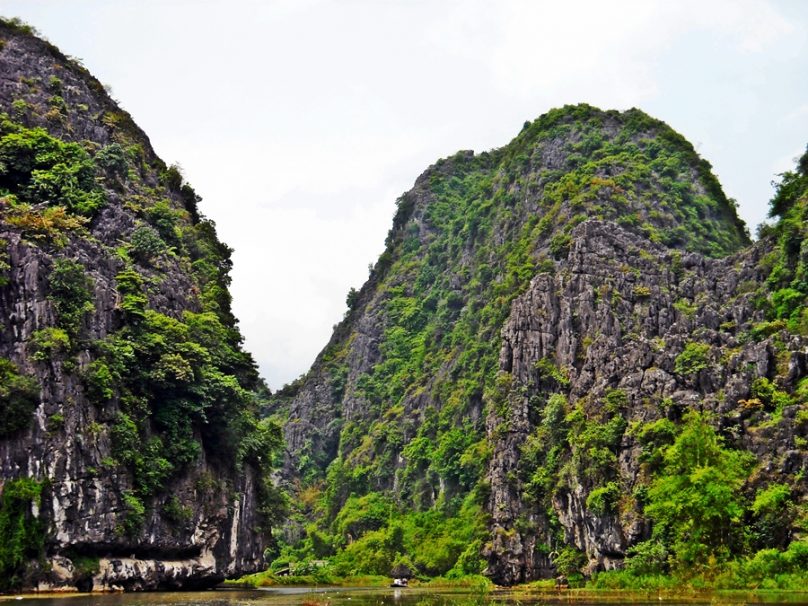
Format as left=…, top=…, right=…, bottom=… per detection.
left=0, top=19, right=282, bottom=591
left=1, top=16, right=806, bottom=592
left=269, top=104, right=806, bottom=583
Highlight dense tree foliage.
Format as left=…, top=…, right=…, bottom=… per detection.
left=0, top=114, right=105, bottom=216
left=643, top=412, right=753, bottom=570
left=760, top=145, right=808, bottom=333
left=0, top=478, right=45, bottom=591
left=591, top=411, right=807, bottom=589
left=0, top=98, right=284, bottom=559
left=0, top=358, right=39, bottom=437
left=270, top=105, right=762, bottom=581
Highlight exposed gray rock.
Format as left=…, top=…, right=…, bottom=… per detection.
left=483, top=221, right=806, bottom=584
left=0, top=22, right=268, bottom=591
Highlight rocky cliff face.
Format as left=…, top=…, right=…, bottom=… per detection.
left=277, top=107, right=751, bottom=486
left=269, top=102, right=808, bottom=582
left=485, top=220, right=806, bottom=583
left=0, top=20, right=275, bottom=591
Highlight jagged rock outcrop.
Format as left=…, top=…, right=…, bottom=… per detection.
left=484, top=220, right=806, bottom=583
left=276, top=110, right=749, bottom=479
left=0, top=20, right=273, bottom=591
left=271, top=100, right=806, bottom=583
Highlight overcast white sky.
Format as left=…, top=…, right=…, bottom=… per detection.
left=1, top=0, right=806, bottom=389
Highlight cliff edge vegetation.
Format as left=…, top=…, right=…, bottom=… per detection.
left=0, top=17, right=284, bottom=591
left=266, top=105, right=806, bottom=590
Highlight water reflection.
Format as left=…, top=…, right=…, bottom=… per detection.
left=2, top=587, right=808, bottom=606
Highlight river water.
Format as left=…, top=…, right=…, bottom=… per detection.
left=3, top=587, right=808, bottom=606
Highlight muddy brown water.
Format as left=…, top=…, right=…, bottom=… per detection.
left=2, top=587, right=808, bottom=606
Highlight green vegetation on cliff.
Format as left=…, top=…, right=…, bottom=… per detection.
left=0, top=478, right=45, bottom=592
left=271, top=105, right=772, bottom=582
left=0, top=17, right=284, bottom=587
left=2, top=16, right=805, bottom=590
left=0, top=106, right=281, bottom=513
left=0, top=358, right=39, bottom=437
left=759, top=146, right=808, bottom=333
left=0, top=114, right=105, bottom=216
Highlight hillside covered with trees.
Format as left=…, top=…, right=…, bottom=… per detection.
left=0, top=18, right=284, bottom=591
left=268, top=105, right=806, bottom=589
left=0, top=16, right=806, bottom=593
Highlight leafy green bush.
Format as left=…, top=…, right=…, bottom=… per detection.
left=94, top=142, right=128, bottom=181
left=535, top=357, right=570, bottom=388
left=750, top=378, right=793, bottom=416
left=750, top=319, right=787, bottom=339
left=334, top=493, right=393, bottom=545
left=162, top=496, right=193, bottom=524
left=603, top=388, right=628, bottom=412
left=3, top=203, right=87, bottom=246
left=708, top=540, right=808, bottom=589
left=114, top=268, right=148, bottom=320
left=552, top=546, right=587, bottom=577
left=119, top=491, right=146, bottom=537
left=673, top=298, right=698, bottom=317
left=130, top=224, right=167, bottom=262
left=624, top=540, right=669, bottom=575
left=0, top=114, right=105, bottom=216
left=771, top=287, right=804, bottom=320
left=751, top=483, right=794, bottom=549
left=146, top=199, right=182, bottom=248
left=674, top=341, right=710, bottom=376
left=0, top=237, right=9, bottom=286
left=565, top=402, right=626, bottom=481
left=632, top=285, right=651, bottom=298
left=84, top=359, right=114, bottom=401
left=0, top=358, right=39, bottom=436
left=432, top=425, right=484, bottom=489
left=48, top=258, right=94, bottom=336
left=345, top=287, right=359, bottom=311
left=10, top=99, right=30, bottom=121
left=632, top=418, right=676, bottom=471
left=111, top=413, right=173, bottom=496
left=0, top=478, right=45, bottom=591
left=29, top=327, right=70, bottom=361
left=586, top=481, right=621, bottom=515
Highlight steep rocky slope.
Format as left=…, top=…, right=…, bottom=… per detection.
left=278, top=105, right=750, bottom=483
left=272, top=104, right=806, bottom=582
left=0, top=20, right=280, bottom=591
left=486, top=221, right=805, bottom=582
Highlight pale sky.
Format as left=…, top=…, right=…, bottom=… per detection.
left=1, top=0, right=806, bottom=389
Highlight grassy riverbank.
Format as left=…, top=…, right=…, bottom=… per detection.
left=231, top=564, right=808, bottom=595
left=233, top=533, right=808, bottom=595
left=228, top=571, right=493, bottom=591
